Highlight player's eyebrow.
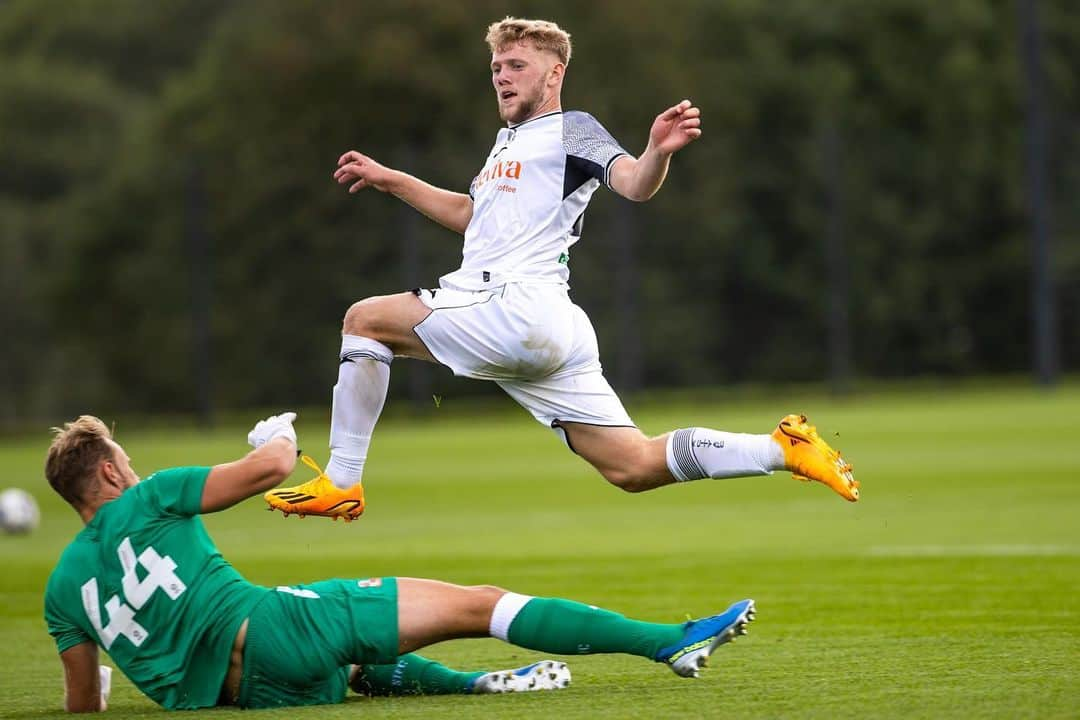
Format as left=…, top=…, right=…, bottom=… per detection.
left=491, top=57, right=528, bottom=70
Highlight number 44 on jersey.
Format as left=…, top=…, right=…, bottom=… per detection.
left=80, top=537, right=187, bottom=650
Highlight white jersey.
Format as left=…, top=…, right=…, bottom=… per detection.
left=439, top=110, right=630, bottom=291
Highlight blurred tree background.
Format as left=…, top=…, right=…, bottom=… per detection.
left=0, top=0, right=1077, bottom=425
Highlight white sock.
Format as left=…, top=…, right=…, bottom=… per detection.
left=489, top=592, right=534, bottom=641
left=325, top=335, right=393, bottom=489
left=665, top=428, right=785, bottom=482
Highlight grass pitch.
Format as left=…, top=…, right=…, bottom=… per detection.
left=2, top=382, right=1078, bottom=719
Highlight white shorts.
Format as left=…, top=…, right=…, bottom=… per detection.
left=412, top=283, right=635, bottom=436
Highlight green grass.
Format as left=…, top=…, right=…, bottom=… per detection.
left=2, top=382, right=1079, bottom=719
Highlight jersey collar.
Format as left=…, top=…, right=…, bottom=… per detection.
left=508, top=110, right=563, bottom=130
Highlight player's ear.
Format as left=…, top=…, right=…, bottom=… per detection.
left=548, top=61, right=565, bottom=85
left=99, top=459, right=121, bottom=488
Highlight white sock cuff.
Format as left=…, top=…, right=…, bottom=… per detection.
left=489, top=592, right=534, bottom=641
left=340, top=335, right=393, bottom=365
left=666, top=428, right=704, bottom=482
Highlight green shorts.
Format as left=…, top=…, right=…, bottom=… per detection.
left=238, top=577, right=399, bottom=709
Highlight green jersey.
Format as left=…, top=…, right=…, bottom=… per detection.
left=44, top=467, right=269, bottom=709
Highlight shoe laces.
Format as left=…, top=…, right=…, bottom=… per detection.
left=282, top=455, right=331, bottom=494
left=300, top=455, right=325, bottom=476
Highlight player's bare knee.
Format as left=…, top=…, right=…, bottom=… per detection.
left=471, top=584, right=508, bottom=605
left=342, top=297, right=381, bottom=336
left=466, top=584, right=507, bottom=623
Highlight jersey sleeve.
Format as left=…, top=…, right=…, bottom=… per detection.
left=44, top=578, right=91, bottom=654
left=136, top=466, right=211, bottom=517
left=563, top=111, right=630, bottom=190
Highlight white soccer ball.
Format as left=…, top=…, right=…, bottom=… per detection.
left=0, top=488, right=40, bottom=534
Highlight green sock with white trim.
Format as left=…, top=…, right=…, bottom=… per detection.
left=493, top=594, right=684, bottom=658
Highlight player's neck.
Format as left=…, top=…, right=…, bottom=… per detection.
left=515, top=95, right=561, bottom=126
left=76, top=485, right=124, bottom=524
left=77, top=502, right=100, bottom=525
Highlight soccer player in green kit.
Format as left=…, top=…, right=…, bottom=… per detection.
left=43, top=412, right=755, bottom=711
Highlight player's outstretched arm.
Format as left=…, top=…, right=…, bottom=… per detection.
left=333, top=150, right=474, bottom=234
left=59, top=642, right=104, bottom=712
left=199, top=413, right=299, bottom=514
left=609, top=99, right=702, bottom=202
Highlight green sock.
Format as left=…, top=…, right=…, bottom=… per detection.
left=506, top=597, right=685, bottom=658
left=352, top=654, right=484, bottom=696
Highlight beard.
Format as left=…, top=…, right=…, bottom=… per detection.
left=498, top=83, right=543, bottom=124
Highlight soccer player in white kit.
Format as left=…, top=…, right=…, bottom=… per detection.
left=265, top=17, right=859, bottom=521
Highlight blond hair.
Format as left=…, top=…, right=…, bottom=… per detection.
left=45, top=415, right=114, bottom=506
left=485, top=17, right=572, bottom=65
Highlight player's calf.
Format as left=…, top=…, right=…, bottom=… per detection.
left=563, top=425, right=672, bottom=493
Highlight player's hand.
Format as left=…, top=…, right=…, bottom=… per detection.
left=648, top=99, right=702, bottom=156
left=333, top=151, right=396, bottom=193
left=247, top=412, right=298, bottom=449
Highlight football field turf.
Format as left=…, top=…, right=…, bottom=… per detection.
left=2, top=382, right=1078, bottom=719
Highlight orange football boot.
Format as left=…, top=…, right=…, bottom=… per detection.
left=772, top=414, right=859, bottom=502
left=264, top=455, right=365, bottom=521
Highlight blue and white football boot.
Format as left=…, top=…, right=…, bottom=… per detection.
left=655, top=599, right=756, bottom=677
left=470, top=660, right=572, bottom=693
